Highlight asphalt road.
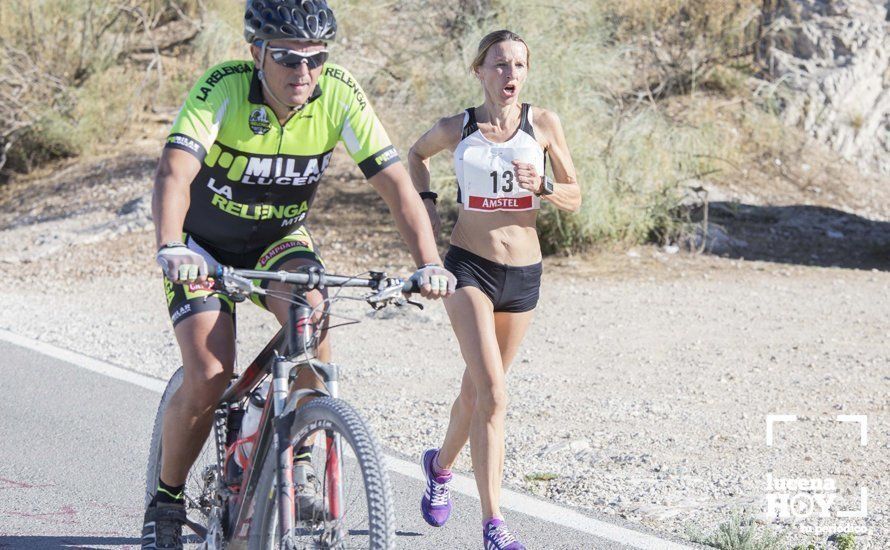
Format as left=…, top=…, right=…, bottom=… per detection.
left=0, top=340, right=695, bottom=549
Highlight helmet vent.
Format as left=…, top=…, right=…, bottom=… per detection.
left=306, top=14, right=318, bottom=34
left=243, top=0, right=336, bottom=43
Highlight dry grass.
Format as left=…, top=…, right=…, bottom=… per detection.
left=0, top=0, right=788, bottom=253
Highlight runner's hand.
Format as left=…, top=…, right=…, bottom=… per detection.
left=512, top=160, right=540, bottom=193
left=409, top=264, right=456, bottom=299
left=156, top=243, right=209, bottom=284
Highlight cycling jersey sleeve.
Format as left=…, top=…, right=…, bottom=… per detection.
left=327, top=66, right=400, bottom=179
left=165, top=61, right=251, bottom=162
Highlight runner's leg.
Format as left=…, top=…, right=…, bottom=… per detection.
left=491, top=309, right=535, bottom=506
left=436, top=368, right=475, bottom=470
left=436, top=309, right=533, bottom=472
left=441, top=286, right=505, bottom=520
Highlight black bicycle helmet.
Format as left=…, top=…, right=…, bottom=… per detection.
left=244, top=0, right=337, bottom=44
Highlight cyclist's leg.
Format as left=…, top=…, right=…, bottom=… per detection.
left=160, top=281, right=236, bottom=487
left=266, top=257, right=330, bottom=394
left=251, top=226, right=331, bottom=364
left=161, top=313, right=235, bottom=485
left=441, top=286, right=506, bottom=520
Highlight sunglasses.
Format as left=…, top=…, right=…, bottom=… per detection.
left=267, top=47, right=329, bottom=70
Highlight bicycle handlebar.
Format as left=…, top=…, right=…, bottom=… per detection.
left=213, top=265, right=421, bottom=308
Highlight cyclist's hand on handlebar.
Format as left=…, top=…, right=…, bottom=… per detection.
left=409, top=263, right=456, bottom=299
left=156, top=242, right=209, bottom=284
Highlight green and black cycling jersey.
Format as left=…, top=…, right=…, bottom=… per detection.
left=165, top=60, right=399, bottom=255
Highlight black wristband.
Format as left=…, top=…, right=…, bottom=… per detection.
left=419, top=191, right=438, bottom=204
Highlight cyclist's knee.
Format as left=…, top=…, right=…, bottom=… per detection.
left=174, top=311, right=236, bottom=364
left=178, top=371, right=230, bottom=413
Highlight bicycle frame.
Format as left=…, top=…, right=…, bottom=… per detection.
left=214, top=288, right=344, bottom=549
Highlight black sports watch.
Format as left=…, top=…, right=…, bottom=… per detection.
left=535, top=176, right=555, bottom=197
left=419, top=191, right=438, bottom=204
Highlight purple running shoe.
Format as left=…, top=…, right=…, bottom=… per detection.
left=420, top=448, right=453, bottom=527
left=483, top=518, right=526, bottom=550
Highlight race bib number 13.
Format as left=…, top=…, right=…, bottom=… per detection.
left=461, top=146, right=540, bottom=211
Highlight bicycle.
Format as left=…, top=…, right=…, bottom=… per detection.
left=145, top=265, right=422, bottom=549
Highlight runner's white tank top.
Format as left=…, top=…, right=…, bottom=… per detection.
left=453, top=103, right=545, bottom=212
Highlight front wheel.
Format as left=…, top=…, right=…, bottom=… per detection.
left=248, top=397, right=395, bottom=549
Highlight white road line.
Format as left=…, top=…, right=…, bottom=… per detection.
left=0, top=329, right=697, bottom=550
left=0, top=329, right=167, bottom=393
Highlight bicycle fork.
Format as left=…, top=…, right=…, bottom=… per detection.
left=323, top=371, right=344, bottom=522
left=271, top=355, right=345, bottom=543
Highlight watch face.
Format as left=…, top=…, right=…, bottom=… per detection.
left=544, top=177, right=555, bottom=195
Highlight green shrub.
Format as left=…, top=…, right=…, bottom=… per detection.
left=688, top=512, right=786, bottom=550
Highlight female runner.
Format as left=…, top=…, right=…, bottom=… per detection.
left=408, top=29, right=582, bottom=549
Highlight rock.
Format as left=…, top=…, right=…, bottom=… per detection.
left=691, top=225, right=749, bottom=254
left=763, top=0, right=890, bottom=175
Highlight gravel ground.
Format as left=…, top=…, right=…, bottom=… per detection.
left=2, top=152, right=888, bottom=548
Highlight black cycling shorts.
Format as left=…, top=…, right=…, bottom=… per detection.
left=164, top=226, right=323, bottom=327
left=444, top=245, right=542, bottom=313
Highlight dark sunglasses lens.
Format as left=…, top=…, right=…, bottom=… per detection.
left=272, top=51, right=328, bottom=69
left=310, top=51, right=329, bottom=68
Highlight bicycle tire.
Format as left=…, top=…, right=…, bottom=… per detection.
left=144, top=367, right=219, bottom=543
left=248, top=397, right=395, bottom=550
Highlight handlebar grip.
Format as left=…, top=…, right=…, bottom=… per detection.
left=402, top=277, right=421, bottom=294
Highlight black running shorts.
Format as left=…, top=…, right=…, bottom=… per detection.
left=444, top=245, right=542, bottom=313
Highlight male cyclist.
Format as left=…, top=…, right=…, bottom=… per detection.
left=143, top=1, right=455, bottom=548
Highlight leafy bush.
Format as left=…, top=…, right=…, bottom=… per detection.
left=1, top=0, right=784, bottom=254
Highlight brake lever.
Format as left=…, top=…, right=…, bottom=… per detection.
left=366, top=277, right=425, bottom=310
left=404, top=298, right=424, bottom=310
left=219, top=269, right=265, bottom=299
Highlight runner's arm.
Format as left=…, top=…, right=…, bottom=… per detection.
left=407, top=116, right=462, bottom=237
left=152, top=148, right=201, bottom=249
left=407, top=116, right=462, bottom=194
left=535, top=108, right=582, bottom=212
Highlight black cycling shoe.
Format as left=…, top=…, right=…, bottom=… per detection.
left=141, top=502, right=186, bottom=550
